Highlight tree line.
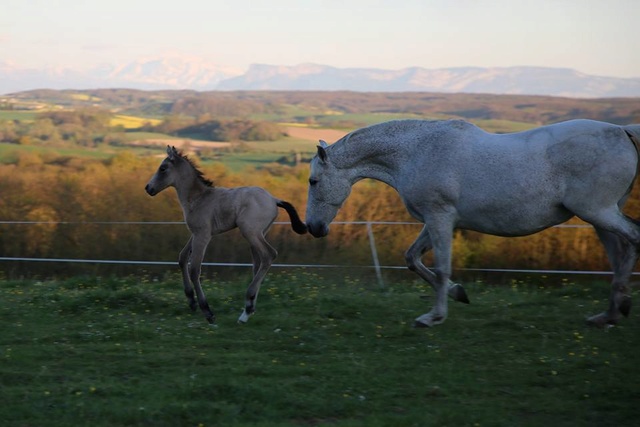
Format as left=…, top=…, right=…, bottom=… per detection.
left=0, top=109, right=284, bottom=147
left=8, top=89, right=640, bottom=125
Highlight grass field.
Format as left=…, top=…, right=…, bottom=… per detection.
left=1, top=272, right=638, bottom=426
left=0, top=142, right=116, bottom=162
left=0, top=110, right=38, bottom=121
left=111, top=115, right=162, bottom=129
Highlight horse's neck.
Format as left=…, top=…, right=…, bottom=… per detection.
left=334, top=131, right=402, bottom=188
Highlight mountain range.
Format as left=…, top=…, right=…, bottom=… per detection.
left=2, top=58, right=640, bottom=98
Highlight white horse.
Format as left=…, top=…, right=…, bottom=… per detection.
left=305, top=119, right=640, bottom=327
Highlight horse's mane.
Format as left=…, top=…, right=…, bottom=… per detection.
left=178, top=151, right=214, bottom=187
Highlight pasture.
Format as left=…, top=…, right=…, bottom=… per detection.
left=1, top=271, right=638, bottom=426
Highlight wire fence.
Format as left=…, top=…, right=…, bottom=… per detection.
left=1, top=219, right=628, bottom=286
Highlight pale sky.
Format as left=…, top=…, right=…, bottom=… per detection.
left=1, top=0, right=639, bottom=77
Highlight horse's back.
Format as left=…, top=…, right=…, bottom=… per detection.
left=395, top=119, right=638, bottom=235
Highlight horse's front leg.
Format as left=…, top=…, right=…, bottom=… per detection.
left=404, top=225, right=469, bottom=307
left=406, top=223, right=457, bottom=327
left=188, top=234, right=216, bottom=324
left=238, top=236, right=277, bottom=323
left=178, top=236, right=197, bottom=311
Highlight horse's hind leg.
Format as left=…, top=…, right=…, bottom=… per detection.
left=178, top=236, right=197, bottom=311
left=238, top=233, right=277, bottom=323
left=588, top=226, right=639, bottom=326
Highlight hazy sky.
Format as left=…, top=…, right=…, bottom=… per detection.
left=1, top=0, right=638, bottom=77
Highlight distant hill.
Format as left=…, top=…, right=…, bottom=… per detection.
left=217, top=64, right=640, bottom=98
left=2, top=58, right=640, bottom=98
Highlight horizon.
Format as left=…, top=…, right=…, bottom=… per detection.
left=1, top=0, right=638, bottom=83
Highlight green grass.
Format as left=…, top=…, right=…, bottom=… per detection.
left=0, top=110, right=39, bottom=121
left=121, top=131, right=180, bottom=141
left=1, top=272, right=638, bottom=426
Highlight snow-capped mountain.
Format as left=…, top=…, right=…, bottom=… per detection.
left=2, top=59, right=640, bottom=98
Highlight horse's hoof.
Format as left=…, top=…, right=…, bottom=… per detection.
left=413, top=320, right=431, bottom=328
left=414, top=313, right=446, bottom=328
left=206, top=315, right=216, bottom=325
left=451, top=284, right=470, bottom=304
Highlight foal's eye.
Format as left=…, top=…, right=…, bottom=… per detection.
left=309, top=178, right=318, bottom=186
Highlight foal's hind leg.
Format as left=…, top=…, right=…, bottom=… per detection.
left=178, top=236, right=197, bottom=311
left=588, top=226, right=639, bottom=326
left=238, top=233, right=277, bottom=323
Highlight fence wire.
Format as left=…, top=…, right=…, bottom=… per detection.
left=1, top=220, right=629, bottom=287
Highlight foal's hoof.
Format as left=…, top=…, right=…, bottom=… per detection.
left=619, top=295, right=632, bottom=318
left=206, top=315, right=216, bottom=325
left=238, top=310, right=251, bottom=324
left=586, top=312, right=618, bottom=328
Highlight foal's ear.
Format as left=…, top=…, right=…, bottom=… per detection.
left=167, top=145, right=178, bottom=160
left=317, top=140, right=328, bottom=163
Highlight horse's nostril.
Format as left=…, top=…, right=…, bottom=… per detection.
left=307, top=222, right=329, bottom=238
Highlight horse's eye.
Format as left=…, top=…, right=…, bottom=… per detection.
left=159, top=165, right=168, bottom=172
left=309, top=178, right=318, bottom=186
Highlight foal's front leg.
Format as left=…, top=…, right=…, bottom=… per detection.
left=178, top=236, right=197, bottom=311
left=188, top=233, right=216, bottom=324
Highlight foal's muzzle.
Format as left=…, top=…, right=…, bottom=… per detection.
left=307, top=221, right=329, bottom=238
left=144, top=184, right=157, bottom=196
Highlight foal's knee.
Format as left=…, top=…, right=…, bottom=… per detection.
left=405, top=252, right=418, bottom=271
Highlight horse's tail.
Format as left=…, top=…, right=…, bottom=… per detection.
left=276, top=200, right=308, bottom=234
left=622, top=126, right=640, bottom=213
left=624, top=125, right=640, bottom=149
left=623, top=125, right=640, bottom=173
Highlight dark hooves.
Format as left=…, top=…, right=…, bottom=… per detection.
left=619, top=297, right=632, bottom=318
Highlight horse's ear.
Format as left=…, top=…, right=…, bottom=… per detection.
left=319, top=139, right=328, bottom=148
left=317, top=144, right=328, bottom=163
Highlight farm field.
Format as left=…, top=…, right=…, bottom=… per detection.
left=1, top=272, right=638, bottom=426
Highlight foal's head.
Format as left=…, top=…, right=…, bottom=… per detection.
left=145, top=146, right=212, bottom=196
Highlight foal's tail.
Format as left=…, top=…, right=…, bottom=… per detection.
left=276, top=200, right=308, bottom=234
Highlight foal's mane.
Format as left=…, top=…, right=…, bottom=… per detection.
left=177, top=151, right=214, bottom=187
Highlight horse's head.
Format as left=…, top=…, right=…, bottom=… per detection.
left=145, top=146, right=181, bottom=196
left=306, top=140, right=352, bottom=238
